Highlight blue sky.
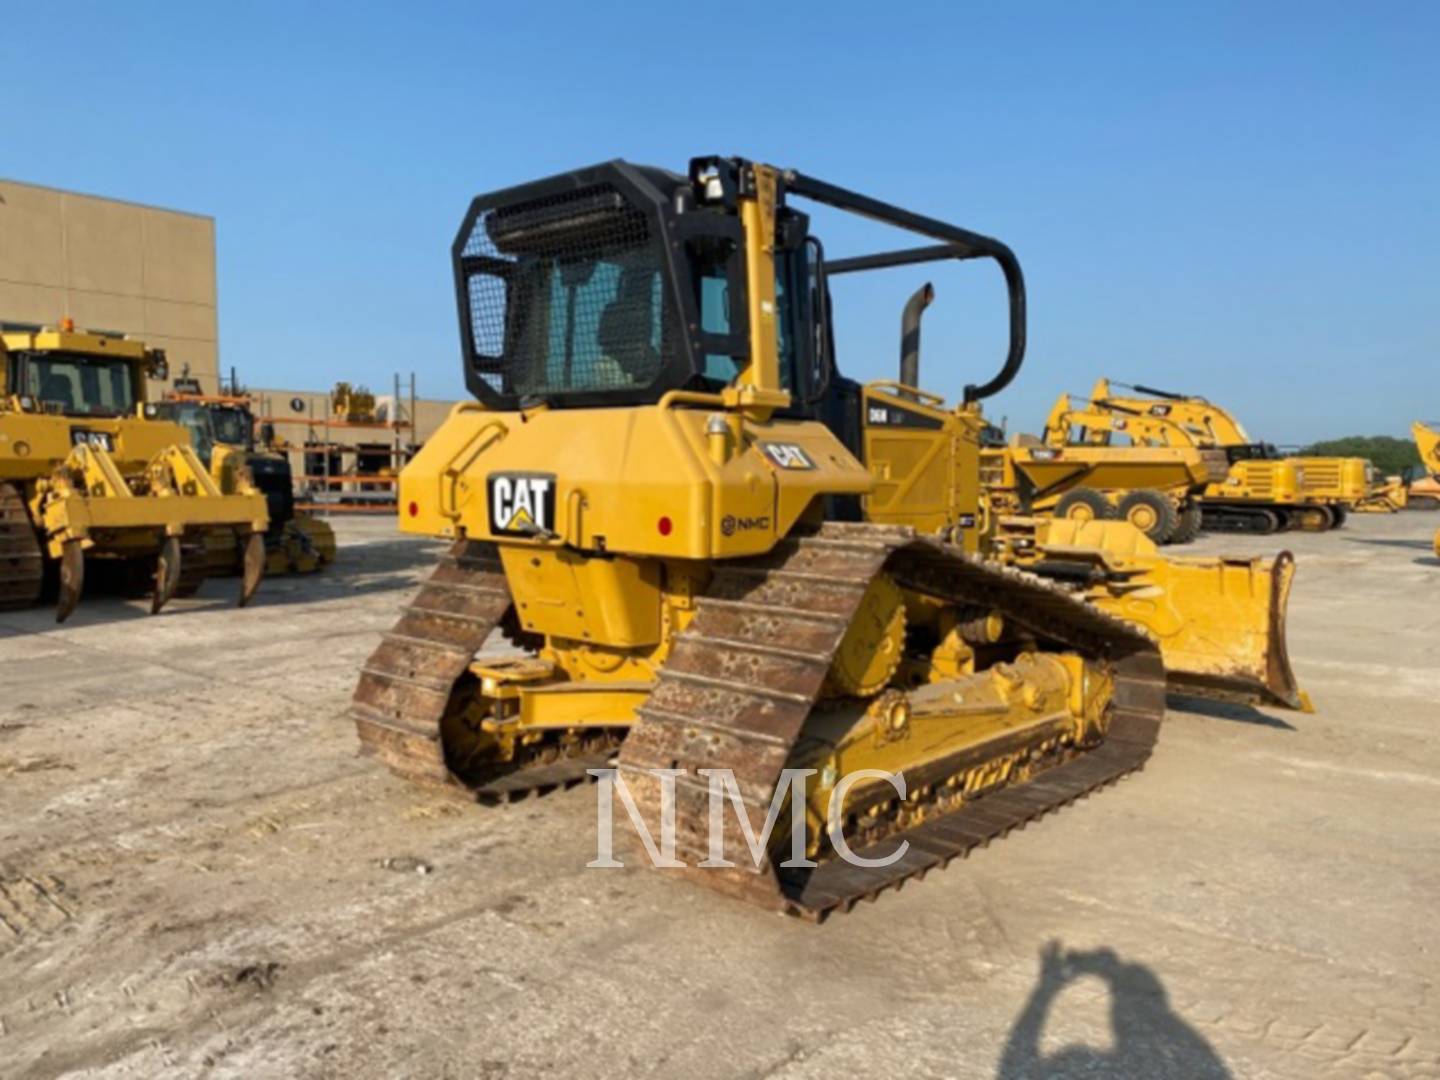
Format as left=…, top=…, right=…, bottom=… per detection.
left=4, top=1, right=1435, bottom=442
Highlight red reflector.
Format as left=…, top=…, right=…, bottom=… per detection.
left=657, top=516, right=673, bottom=536
left=407, top=501, right=419, bottom=518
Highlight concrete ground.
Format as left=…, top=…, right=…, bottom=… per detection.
left=1, top=512, right=1437, bottom=1079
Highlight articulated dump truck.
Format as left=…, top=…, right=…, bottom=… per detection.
left=981, top=390, right=1227, bottom=544
left=155, top=388, right=337, bottom=576
left=349, top=158, right=1308, bottom=919
left=0, top=324, right=267, bottom=621
left=1048, top=380, right=1344, bottom=534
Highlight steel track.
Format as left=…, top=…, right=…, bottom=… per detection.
left=0, top=482, right=44, bottom=611
left=351, top=524, right=1166, bottom=919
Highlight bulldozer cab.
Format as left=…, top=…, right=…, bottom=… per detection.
left=152, top=400, right=221, bottom=466
left=2, top=325, right=164, bottom=420
left=455, top=161, right=819, bottom=411
left=206, top=402, right=257, bottom=451
left=452, top=158, right=1024, bottom=421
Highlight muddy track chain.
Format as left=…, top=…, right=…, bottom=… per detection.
left=617, top=522, right=1166, bottom=920
left=350, top=540, right=513, bottom=785
left=351, top=525, right=1165, bottom=920
left=0, top=482, right=44, bottom=612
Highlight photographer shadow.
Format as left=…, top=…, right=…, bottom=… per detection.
left=997, top=942, right=1231, bottom=1079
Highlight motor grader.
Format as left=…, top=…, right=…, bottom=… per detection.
left=0, top=323, right=267, bottom=621
left=350, top=158, right=1307, bottom=918
left=1050, top=379, right=1338, bottom=534
left=155, top=387, right=337, bottom=575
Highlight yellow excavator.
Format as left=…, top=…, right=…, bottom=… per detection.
left=1412, top=422, right=1440, bottom=556
left=155, top=385, right=337, bottom=575
left=1, top=323, right=267, bottom=621
left=349, top=158, right=1307, bottom=919
left=1090, top=382, right=1393, bottom=519
left=1411, top=422, right=1440, bottom=507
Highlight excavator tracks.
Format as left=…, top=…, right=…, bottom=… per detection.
left=350, top=541, right=513, bottom=785
left=0, top=483, right=44, bottom=612
left=618, top=522, right=1166, bottom=920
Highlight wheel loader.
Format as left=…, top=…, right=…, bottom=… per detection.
left=0, top=323, right=267, bottom=621
left=1050, top=380, right=1338, bottom=534
left=155, top=388, right=337, bottom=575
left=349, top=158, right=1308, bottom=919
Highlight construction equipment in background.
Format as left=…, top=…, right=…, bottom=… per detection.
left=349, top=157, right=1308, bottom=919
left=1055, top=380, right=1339, bottom=534
left=977, top=391, right=1225, bottom=544
left=262, top=377, right=418, bottom=513
left=331, top=381, right=378, bottom=424
left=1, top=322, right=267, bottom=621
left=1412, top=422, right=1440, bottom=557
left=1094, top=382, right=1393, bottom=520
left=156, top=385, right=336, bottom=575
left=1410, top=422, right=1440, bottom=511
left=860, top=368, right=1308, bottom=711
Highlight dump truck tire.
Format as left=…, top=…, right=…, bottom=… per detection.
left=1170, top=502, right=1204, bottom=544
left=1331, top=505, right=1348, bottom=529
left=1118, top=489, right=1179, bottom=543
left=1054, top=487, right=1114, bottom=524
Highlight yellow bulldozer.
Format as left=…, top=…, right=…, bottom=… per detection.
left=1, top=323, right=267, bottom=621
left=349, top=158, right=1308, bottom=919
left=155, top=385, right=337, bottom=575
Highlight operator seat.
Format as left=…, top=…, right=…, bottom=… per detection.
left=596, top=267, right=662, bottom=387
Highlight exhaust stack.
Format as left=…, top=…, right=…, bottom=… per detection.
left=899, top=282, right=935, bottom=392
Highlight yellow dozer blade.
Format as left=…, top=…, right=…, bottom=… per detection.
left=1025, top=519, right=1313, bottom=712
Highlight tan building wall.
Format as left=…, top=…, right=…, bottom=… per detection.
left=0, top=178, right=219, bottom=398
